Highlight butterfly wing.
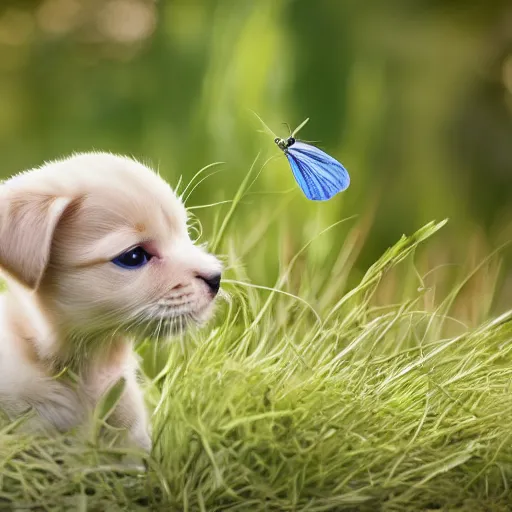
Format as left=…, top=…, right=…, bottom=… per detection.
left=285, top=141, right=350, bottom=201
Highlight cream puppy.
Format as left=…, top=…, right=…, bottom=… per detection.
left=0, top=152, right=222, bottom=451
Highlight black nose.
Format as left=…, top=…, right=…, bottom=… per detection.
left=198, top=273, right=221, bottom=295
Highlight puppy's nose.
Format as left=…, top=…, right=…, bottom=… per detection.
left=198, top=273, right=221, bottom=295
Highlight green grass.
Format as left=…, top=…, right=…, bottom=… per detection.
left=1, top=200, right=511, bottom=510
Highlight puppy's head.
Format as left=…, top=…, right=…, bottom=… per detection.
left=0, top=153, right=222, bottom=340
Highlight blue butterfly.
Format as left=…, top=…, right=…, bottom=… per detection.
left=274, top=133, right=350, bottom=201
left=252, top=113, right=350, bottom=201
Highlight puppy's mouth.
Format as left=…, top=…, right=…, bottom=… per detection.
left=129, top=300, right=215, bottom=340
left=138, top=314, right=194, bottom=339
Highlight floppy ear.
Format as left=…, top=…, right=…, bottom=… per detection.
left=0, top=189, right=74, bottom=289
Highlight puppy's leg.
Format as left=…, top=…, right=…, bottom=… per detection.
left=106, top=373, right=151, bottom=453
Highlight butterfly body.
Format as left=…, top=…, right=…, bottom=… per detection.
left=274, top=136, right=350, bottom=201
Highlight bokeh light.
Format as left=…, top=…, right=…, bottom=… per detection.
left=0, top=0, right=510, bottom=314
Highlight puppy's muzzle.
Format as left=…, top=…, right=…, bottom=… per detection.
left=198, top=272, right=221, bottom=296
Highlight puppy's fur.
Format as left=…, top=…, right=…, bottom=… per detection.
left=0, top=152, right=221, bottom=451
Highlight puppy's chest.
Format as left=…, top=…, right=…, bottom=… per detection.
left=49, top=340, right=135, bottom=404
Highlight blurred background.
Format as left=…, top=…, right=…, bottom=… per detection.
left=0, top=0, right=511, bottom=317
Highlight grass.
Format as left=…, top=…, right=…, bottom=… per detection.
left=0, top=175, right=511, bottom=511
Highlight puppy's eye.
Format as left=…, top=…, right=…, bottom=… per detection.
left=112, top=247, right=152, bottom=269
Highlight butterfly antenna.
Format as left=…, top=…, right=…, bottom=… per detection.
left=291, top=117, right=310, bottom=138
left=281, top=123, right=292, bottom=137
left=249, top=109, right=277, bottom=138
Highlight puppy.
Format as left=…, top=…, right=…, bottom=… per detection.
left=0, top=152, right=222, bottom=451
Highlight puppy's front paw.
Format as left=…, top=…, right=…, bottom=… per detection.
left=129, top=423, right=152, bottom=453
left=117, top=425, right=151, bottom=471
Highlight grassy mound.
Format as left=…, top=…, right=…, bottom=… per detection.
left=1, top=218, right=511, bottom=511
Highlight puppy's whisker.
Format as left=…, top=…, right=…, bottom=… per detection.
left=180, top=161, right=224, bottom=201
left=183, top=170, right=224, bottom=204
left=175, top=174, right=184, bottom=196
left=155, top=315, right=164, bottom=341
left=218, top=289, right=231, bottom=304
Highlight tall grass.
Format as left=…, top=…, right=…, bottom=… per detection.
left=0, top=178, right=511, bottom=511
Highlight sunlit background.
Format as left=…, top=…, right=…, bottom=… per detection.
left=0, top=0, right=511, bottom=317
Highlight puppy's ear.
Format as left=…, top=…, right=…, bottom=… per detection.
left=0, top=189, right=74, bottom=289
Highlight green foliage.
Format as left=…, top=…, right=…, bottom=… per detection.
left=0, top=1, right=510, bottom=508
left=0, top=215, right=510, bottom=510
left=0, top=0, right=511, bottom=283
